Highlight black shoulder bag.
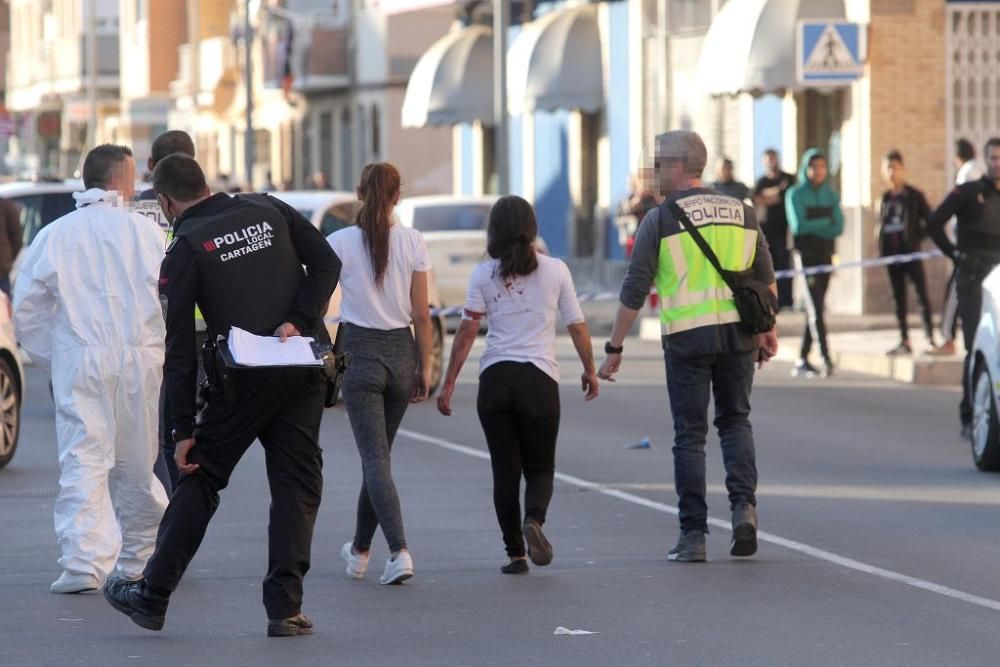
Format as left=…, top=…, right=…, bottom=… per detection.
left=667, top=201, right=777, bottom=335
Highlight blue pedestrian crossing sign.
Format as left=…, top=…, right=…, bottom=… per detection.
left=797, top=21, right=866, bottom=86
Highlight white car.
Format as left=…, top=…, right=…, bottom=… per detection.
left=0, top=291, right=24, bottom=468
left=394, top=195, right=549, bottom=309
left=268, top=190, right=447, bottom=394
left=0, top=181, right=80, bottom=250
left=968, top=265, right=1000, bottom=471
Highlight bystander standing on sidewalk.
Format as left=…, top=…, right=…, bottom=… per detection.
left=931, top=138, right=987, bottom=356
left=786, top=149, right=844, bottom=378
left=437, top=195, right=599, bottom=574
left=878, top=150, right=936, bottom=355
left=598, top=130, right=777, bottom=563
left=753, top=149, right=795, bottom=309
left=712, top=157, right=751, bottom=203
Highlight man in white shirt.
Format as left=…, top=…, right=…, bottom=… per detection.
left=934, top=139, right=988, bottom=355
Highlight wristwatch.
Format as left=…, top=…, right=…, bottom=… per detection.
left=604, top=341, right=624, bottom=354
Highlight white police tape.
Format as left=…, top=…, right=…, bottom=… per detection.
left=773, top=249, right=944, bottom=280
left=324, top=250, right=947, bottom=323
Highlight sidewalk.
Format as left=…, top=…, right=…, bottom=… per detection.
left=638, top=310, right=966, bottom=386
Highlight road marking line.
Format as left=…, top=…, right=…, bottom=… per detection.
left=399, top=428, right=1000, bottom=614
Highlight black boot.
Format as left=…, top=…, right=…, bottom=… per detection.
left=267, top=613, right=314, bottom=637
left=103, top=577, right=169, bottom=631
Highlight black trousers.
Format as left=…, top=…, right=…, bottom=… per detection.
left=144, top=367, right=326, bottom=620
left=763, top=226, right=792, bottom=309
left=154, top=331, right=210, bottom=495
left=957, top=264, right=991, bottom=427
left=800, top=255, right=832, bottom=362
left=477, top=362, right=560, bottom=558
left=887, top=260, right=934, bottom=342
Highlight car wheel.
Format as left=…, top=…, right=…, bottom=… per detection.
left=971, top=363, right=1000, bottom=471
left=428, top=320, right=444, bottom=397
left=0, top=357, right=21, bottom=469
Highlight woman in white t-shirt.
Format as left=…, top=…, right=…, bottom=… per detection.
left=437, top=195, right=599, bottom=574
left=327, top=162, right=433, bottom=585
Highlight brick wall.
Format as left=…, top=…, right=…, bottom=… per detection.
left=865, top=0, right=949, bottom=316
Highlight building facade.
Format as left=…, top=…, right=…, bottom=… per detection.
left=6, top=0, right=120, bottom=176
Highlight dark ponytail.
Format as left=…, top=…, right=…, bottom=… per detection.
left=356, top=162, right=401, bottom=289
left=487, top=195, right=538, bottom=280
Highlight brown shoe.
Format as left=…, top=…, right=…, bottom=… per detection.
left=928, top=340, right=956, bottom=356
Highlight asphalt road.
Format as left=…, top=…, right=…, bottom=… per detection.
left=1, top=337, right=999, bottom=666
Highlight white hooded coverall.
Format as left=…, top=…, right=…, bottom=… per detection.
left=14, top=189, right=169, bottom=581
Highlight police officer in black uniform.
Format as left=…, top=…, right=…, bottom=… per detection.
left=928, top=137, right=1000, bottom=441
left=104, top=154, right=341, bottom=637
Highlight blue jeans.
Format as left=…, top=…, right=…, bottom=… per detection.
left=665, top=348, right=758, bottom=533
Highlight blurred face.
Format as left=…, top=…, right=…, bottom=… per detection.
left=882, top=159, right=904, bottom=187
left=807, top=158, right=828, bottom=186
left=987, top=145, right=1000, bottom=181
left=109, top=156, right=136, bottom=199
left=763, top=152, right=779, bottom=174
left=718, top=161, right=733, bottom=182
left=655, top=159, right=685, bottom=197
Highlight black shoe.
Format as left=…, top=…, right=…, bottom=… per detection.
left=501, top=558, right=529, bottom=575
left=522, top=519, right=553, bottom=566
left=730, top=504, right=758, bottom=557
left=961, top=422, right=973, bottom=441
left=267, top=613, right=314, bottom=638
left=668, top=530, right=707, bottom=562
left=103, top=577, right=168, bottom=631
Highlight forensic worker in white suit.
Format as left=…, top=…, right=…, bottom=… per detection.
left=14, top=145, right=169, bottom=594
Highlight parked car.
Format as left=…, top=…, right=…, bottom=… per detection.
left=968, top=265, right=1000, bottom=471
left=0, top=291, right=24, bottom=468
left=0, top=180, right=80, bottom=250
left=394, top=195, right=548, bottom=308
left=268, top=190, right=447, bottom=394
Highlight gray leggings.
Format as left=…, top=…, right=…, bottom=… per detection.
left=341, top=323, right=416, bottom=553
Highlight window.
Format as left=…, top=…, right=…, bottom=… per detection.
left=371, top=105, right=381, bottom=159
left=667, top=0, right=713, bottom=34
left=320, top=111, right=333, bottom=189
left=411, top=204, right=492, bottom=232
left=319, top=201, right=362, bottom=236
left=339, top=108, right=353, bottom=189
left=947, top=5, right=1000, bottom=180
left=14, top=192, right=77, bottom=246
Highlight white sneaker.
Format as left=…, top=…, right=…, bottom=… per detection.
left=340, top=542, right=369, bottom=579
left=379, top=551, right=414, bottom=585
left=49, top=571, right=100, bottom=594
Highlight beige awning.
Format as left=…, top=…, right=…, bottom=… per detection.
left=507, top=3, right=603, bottom=116
left=401, top=25, right=494, bottom=128
left=696, top=0, right=847, bottom=96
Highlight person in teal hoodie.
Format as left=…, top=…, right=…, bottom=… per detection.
left=786, top=149, right=844, bottom=377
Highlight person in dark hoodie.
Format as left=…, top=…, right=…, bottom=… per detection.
left=786, top=149, right=844, bottom=377
left=878, top=150, right=935, bottom=356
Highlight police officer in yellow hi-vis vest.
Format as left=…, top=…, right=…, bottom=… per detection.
left=599, top=130, right=778, bottom=563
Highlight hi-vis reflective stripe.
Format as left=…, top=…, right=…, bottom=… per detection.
left=664, top=308, right=741, bottom=335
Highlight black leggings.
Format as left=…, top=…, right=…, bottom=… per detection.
left=887, top=261, right=933, bottom=342
left=477, top=362, right=561, bottom=558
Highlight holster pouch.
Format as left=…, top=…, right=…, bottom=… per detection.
left=202, top=336, right=239, bottom=404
